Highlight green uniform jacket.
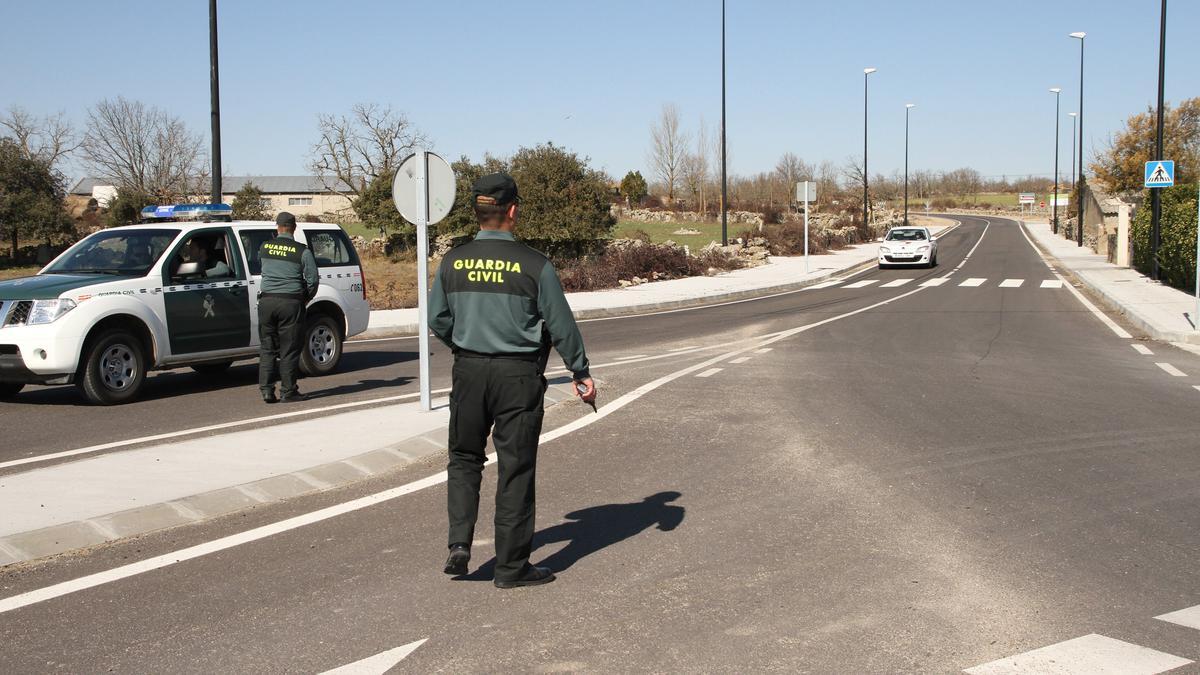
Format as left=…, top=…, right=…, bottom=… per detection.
left=428, top=230, right=590, bottom=379
left=259, top=233, right=319, bottom=298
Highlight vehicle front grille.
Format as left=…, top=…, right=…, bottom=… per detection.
left=2, top=301, right=33, bottom=327
left=884, top=255, right=920, bottom=263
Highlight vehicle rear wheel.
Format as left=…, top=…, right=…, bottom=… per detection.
left=0, top=382, right=24, bottom=399
left=77, top=330, right=146, bottom=405
left=191, top=361, right=233, bottom=376
left=300, top=313, right=343, bottom=377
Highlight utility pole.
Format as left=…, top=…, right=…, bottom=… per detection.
left=209, top=0, right=222, bottom=204
left=720, top=0, right=728, bottom=246
left=1151, top=0, right=1167, bottom=281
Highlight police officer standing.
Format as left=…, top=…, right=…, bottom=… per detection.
left=258, top=212, right=319, bottom=404
left=429, top=173, right=596, bottom=589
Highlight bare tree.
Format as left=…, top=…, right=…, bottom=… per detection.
left=309, top=103, right=429, bottom=198
left=81, top=97, right=205, bottom=200
left=774, top=152, right=813, bottom=211
left=647, top=103, right=689, bottom=203
left=1, top=107, right=79, bottom=170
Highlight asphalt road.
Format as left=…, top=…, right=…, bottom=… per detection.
left=6, top=215, right=1200, bottom=672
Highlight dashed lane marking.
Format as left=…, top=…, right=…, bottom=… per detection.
left=1156, top=362, right=1187, bottom=377
left=754, top=348, right=773, bottom=354
left=1132, top=344, right=1154, bottom=356
left=964, top=633, right=1191, bottom=674
left=1040, top=279, right=1064, bottom=288
left=960, top=278, right=987, bottom=287
left=695, top=368, right=724, bottom=378
left=668, top=346, right=700, bottom=352
left=843, top=279, right=879, bottom=289
left=728, top=357, right=751, bottom=364
left=880, top=279, right=913, bottom=288
left=999, top=278, right=1025, bottom=288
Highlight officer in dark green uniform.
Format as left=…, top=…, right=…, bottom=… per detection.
left=257, top=212, right=319, bottom=404
left=429, top=173, right=596, bottom=589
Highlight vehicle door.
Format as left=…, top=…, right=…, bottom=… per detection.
left=300, top=227, right=369, bottom=323
left=237, top=227, right=280, bottom=346
left=161, top=227, right=251, bottom=355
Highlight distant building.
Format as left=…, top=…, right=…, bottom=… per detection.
left=67, top=176, right=357, bottom=221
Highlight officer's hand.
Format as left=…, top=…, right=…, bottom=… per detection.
left=574, top=377, right=596, bottom=403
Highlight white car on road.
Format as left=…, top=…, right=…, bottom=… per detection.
left=0, top=204, right=370, bottom=404
left=879, top=226, right=937, bottom=268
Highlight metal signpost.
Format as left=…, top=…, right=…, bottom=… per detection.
left=1195, top=181, right=1199, bottom=330
left=796, top=181, right=817, bottom=273
left=393, top=151, right=456, bottom=411
left=1019, top=193, right=1035, bottom=217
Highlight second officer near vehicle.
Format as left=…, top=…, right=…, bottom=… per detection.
left=258, top=211, right=319, bottom=404
left=429, top=172, right=597, bottom=589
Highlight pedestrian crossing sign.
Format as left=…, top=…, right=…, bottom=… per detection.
left=1145, top=160, right=1175, bottom=188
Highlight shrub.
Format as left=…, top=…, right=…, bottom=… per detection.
left=557, top=242, right=741, bottom=292
left=1132, top=183, right=1199, bottom=291
left=761, top=204, right=784, bottom=225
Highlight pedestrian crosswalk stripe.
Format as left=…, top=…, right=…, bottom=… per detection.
left=880, top=279, right=913, bottom=288
left=921, top=278, right=950, bottom=287
left=1040, top=279, right=1064, bottom=288
left=964, top=633, right=1192, bottom=674
left=960, top=278, right=987, bottom=287
left=999, top=279, right=1024, bottom=288
left=728, top=356, right=751, bottom=364
left=843, top=279, right=879, bottom=289
left=1155, top=604, right=1200, bottom=630
left=808, top=280, right=843, bottom=289
left=1132, top=343, right=1154, bottom=356
left=1156, top=362, right=1186, bottom=377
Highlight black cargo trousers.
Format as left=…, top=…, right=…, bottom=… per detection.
left=446, top=352, right=547, bottom=581
left=258, top=294, right=305, bottom=396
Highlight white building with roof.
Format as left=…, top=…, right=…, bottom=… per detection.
left=68, top=176, right=356, bottom=220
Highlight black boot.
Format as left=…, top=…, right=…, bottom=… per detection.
left=494, top=565, right=555, bottom=589
left=443, top=543, right=470, bottom=575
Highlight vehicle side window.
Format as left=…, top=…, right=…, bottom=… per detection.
left=169, top=231, right=238, bottom=282
left=303, top=229, right=360, bottom=267
left=239, top=230, right=278, bottom=275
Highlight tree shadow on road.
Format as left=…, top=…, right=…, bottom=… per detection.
left=455, top=491, right=685, bottom=581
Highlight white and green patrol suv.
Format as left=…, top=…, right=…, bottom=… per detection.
left=0, top=205, right=370, bottom=404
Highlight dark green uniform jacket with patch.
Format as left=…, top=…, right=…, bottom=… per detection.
left=258, top=233, right=319, bottom=298
left=428, top=230, right=590, bottom=379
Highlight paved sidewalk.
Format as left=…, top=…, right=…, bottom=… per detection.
left=1025, top=221, right=1200, bottom=344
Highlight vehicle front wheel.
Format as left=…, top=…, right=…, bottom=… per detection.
left=0, top=382, right=24, bottom=399
left=300, top=313, right=343, bottom=377
left=78, top=330, right=146, bottom=405
left=191, top=361, right=233, bottom=376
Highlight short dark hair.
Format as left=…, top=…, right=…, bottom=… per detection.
left=474, top=201, right=512, bottom=226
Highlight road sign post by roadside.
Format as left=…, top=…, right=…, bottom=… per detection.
left=1019, top=193, right=1035, bottom=217
left=1195, top=181, right=1199, bottom=331
left=393, top=151, right=456, bottom=412
left=1146, top=160, right=1175, bottom=188
left=796, top=181, right=817, bottom=274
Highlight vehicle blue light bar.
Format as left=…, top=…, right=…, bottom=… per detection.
left=140, top=203, right=233, bottom=220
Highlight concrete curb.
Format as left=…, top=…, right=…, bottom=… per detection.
left=1019, top=220, right=1200, bottom=345
left=0, top=381, right=583, bottom=568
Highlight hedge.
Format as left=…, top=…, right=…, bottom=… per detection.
left=1131, top=183, right=1200, bottom=292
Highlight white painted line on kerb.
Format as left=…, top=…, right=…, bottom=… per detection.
left=1040, top=279, right=1064, bottom=289
left=843, top=279, right=879, bottom=289
left=321, top=639, right=427, bottom=675
left=728, top=357, right=751, bottom=364
left=1156, top=604, right=1200, bottom=630
left=0, top=266, right=942, bottom=615
left=1156, top=362, right=1187, bottom=377
left=695, top=368, right=723, bottom=378
left=1016, top=220, right=1133, bottom=339
left=964, top=633, right=1192, bottom=674
left=881, top=279, right=913, bottom=288
left=1132, top=343, right=1154, bottom=356
left=920, top=278, right=949, bottom=287
left=999, top=278, right=1025, bottom=288
left=959, top=278, right=987, bottom=287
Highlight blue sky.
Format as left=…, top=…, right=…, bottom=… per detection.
left=2, top=0, right=1196, bottom=186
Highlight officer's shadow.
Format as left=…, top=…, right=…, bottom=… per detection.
left=457, top=491, right=685, bottom=580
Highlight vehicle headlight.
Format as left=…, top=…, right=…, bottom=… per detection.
left=28, top=298, right=77, bottom=325
left=880, top=246, right=891, bottom=254
left=917, top=245, right=930, bottom=253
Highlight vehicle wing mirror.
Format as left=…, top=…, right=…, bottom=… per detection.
left=175, top=261, right=202, bottom=277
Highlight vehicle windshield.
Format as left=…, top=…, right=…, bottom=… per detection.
left=885, top=229, right=927, bottom=242
left=43, top=228, right=179, bottom=276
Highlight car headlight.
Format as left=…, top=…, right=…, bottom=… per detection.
left=917, top=245, right=930, bottom=253
left=880, top=246, right=891, bottom=254
left=28, top=298, right=77, bottom=325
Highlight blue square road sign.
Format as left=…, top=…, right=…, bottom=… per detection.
left=1145, top=160, right=1175, bottom=188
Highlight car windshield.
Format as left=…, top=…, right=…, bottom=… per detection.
left=886, top=229, right=927, bottom=242
left=43, top=228, right=179, bottom=276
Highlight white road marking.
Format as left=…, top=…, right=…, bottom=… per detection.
left=0, top=269, right=945, bottom=614
left=1194, top=385, right=1200, bottom=393
left=1040, top=279, right=1064, bottom=288
left=843, top=279, right=879, bottom=289
left=964, top=633, right=1192, bottom=674
left=1156, top=362, right=1187, bottom=377
left=959, top=278, right=987, bottom=287
left=668, top=346, right=700, bottom=352
left=920, top=278, right=949, bottom=287
left=953, top=217, right=991, bottom=271
left=695, top=368, right=724, bottom=378
left=999, top=278, right=1025, bottom=288
left=728, top=357, right=751, bottom=364
left=807, top=280, right=844, bottom=289
left=1132, top=343, right=1154, bottom=356
left=881, top=279, right=914, bottom=288
left=349, top=335, right=419, bottom=343
left=614, top=354, right=648, bottom=360
left=754, top=348, right=773, bottom=354
left=320, top=639, right=427, bottom=675
left=1156, top=604, right=1200, bottom=630
left=1015, top=221, right=1133, bottom=339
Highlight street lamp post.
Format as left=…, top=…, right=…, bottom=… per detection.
left=720, top=0, right=728, bottom=247
left=1051, top=88, right=1061, bottom=234
left=1151, top=0, right=1167, bottom=281
left=863, top=68, right=876, bottom=229
left=904, top=103, right=915, bottom=226
left=1070, top=31, right=1086, bottom=247
left=209, top=0, right=222, bottom=204
left=1068, top=112, right=1077, bottom=193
